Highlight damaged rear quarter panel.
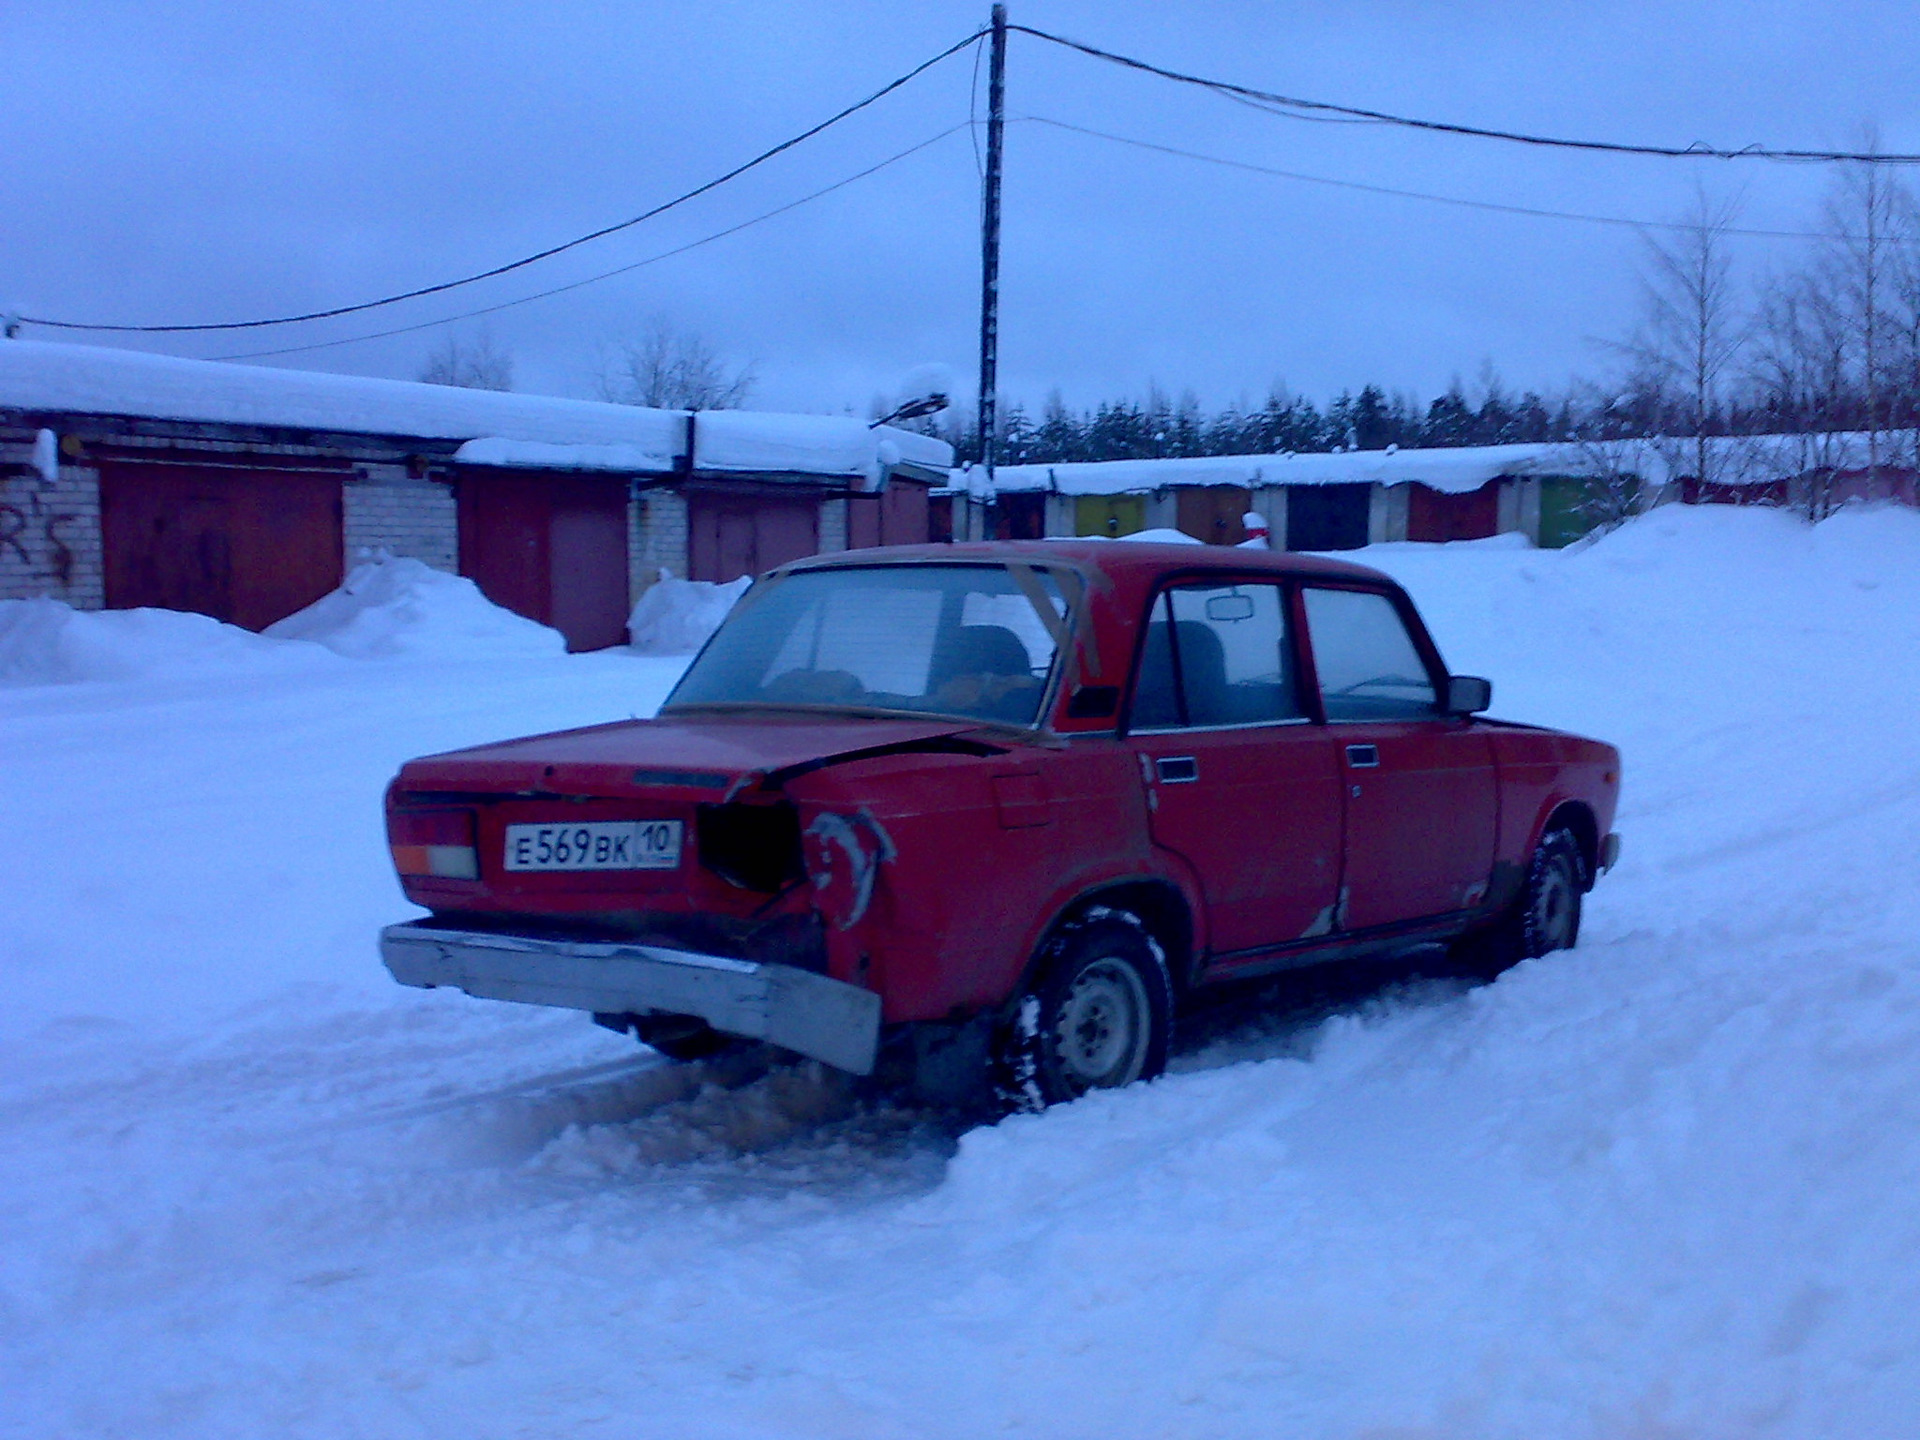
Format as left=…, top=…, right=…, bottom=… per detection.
left=788, top=742, right=1155, bottom=1024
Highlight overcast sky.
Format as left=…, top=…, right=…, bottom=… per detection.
left=4, top=1, right=1917, bottom=419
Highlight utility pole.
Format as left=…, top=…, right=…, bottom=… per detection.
left=977, top=3, right=1007, bottom=498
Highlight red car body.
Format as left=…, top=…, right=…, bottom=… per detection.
left=382, top=542, right=1619, bottom=1097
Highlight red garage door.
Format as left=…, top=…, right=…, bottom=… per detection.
left=99, top=462, right=343, bottom=630
left=847, top=480, right=932, bottom=550
left=1407, top=480, right=1500, bottom=542
left=992, top=492, right=1046, bottom=540
left=687, top=492, right=819, bottom=582
left=458, top=471, right=630, bottom=651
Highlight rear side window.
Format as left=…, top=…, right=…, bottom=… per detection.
left=1302, top=587, right=1438, bottom=721
left=1131, top=582, right=1302, bottom=730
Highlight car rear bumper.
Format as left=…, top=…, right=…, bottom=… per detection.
left=380, top=922, right=881, bottom=1075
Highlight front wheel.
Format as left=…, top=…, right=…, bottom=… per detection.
left=1449, top=826, right=1585, bottom=978
left=1521, top=827, right=1585, bottom=957
left=1003, top=915, right=1173, bottom=1109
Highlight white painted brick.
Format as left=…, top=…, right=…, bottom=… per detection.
left=818, top=498, right=848, bottom=553
left=342, top=479, right=457, bottom=572
left=0, top=465, right=105, bottom=608
left=633, top=490, right=688, bottom=595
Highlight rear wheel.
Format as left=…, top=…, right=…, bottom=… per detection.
left=1003, top=915, right=1172, bottom=1109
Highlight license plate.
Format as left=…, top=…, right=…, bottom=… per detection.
left=503, top=820, right=682, bottom=872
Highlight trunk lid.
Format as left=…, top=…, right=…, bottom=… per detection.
left=396, top=711, right=989, bottom=798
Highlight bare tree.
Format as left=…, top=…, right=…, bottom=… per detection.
left=1888, top=187, right=1920, bottom=474
left=417, top=330, right=514, bottom=391
left=1617, top=184, right=1750, bottom=496
left=599, top=318, right=754, bottom=411
left=1750, top=270, right=1855, bottom=518
left=1818, top=129, right=1908, bottom=485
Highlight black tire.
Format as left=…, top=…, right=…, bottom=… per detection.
left=1002, top=915, right=1173, bottom=1109
left=1521, top=827, right=1585, bottom=958
left=1449, top=826, right=1585, bottom=978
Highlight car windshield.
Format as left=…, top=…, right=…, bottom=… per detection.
left=664, top=563, right=1071, bottom=727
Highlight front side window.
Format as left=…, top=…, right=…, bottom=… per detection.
left=664, top=563, right=1068, bottom=726
left=1302, top=587, right=1438, bottom=721
left=1130, top=582, right=1302, bottom=731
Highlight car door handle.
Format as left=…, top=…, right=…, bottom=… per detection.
left=1345, top=744, right=1380, bottom=768
left=1155, top=756, right=1199, bottom=783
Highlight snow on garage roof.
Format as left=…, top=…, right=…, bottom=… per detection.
left=1610, top=430, right=1920, bottom=486
left=0, top=339, right=950, bottom=480
left=986, top=442, right=1599, bottom=497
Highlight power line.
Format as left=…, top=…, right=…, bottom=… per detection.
left=1011, top=23, right=1920, bottom=164
left=1023, top=115, right=1911, bottom=245
left=212, top=124, right=971, bottom=362
left=22, top=28, right=986, bottom=337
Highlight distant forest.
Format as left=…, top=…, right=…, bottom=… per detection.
left=971, top=377, right=1577, bottom=467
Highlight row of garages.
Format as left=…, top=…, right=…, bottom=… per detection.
left=0, top=341, right=946, bottom=650
left=942, top=444, right=1611, bottom=550
left=11, top=341, right=1902, bottom=650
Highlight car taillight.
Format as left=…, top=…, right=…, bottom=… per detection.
left=389, top=808, right=478, bottom=880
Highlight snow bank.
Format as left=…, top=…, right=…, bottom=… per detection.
left=625, top=571, right=750, bottom=654
left=1117, top=526, right=1204, bottom=544
left=265, top=554, right=565, bottom=660
left=0, top=596, right=336, bottom=685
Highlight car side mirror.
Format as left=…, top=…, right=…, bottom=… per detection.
left=1446, top=675, right=1492, bottom=715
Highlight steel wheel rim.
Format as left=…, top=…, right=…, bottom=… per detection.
left=1054, top=957, right=1151, bottom=1091
left=1534, top=855, right=1576, bottom=951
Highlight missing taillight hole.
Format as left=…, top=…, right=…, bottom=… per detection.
left=697, top=801, right=804, bottom=893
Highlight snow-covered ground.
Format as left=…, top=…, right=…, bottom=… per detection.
left=5, top=506, right=1920, bottom=1438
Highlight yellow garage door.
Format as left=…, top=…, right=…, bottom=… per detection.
left=1075, top=494, right=1147, bottom=537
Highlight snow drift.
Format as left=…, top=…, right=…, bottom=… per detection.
left=0, top=595, right=337, bottom=686
left=625, top=570, right=750, bottom=654
left=265, top=553, right=566, bottom=660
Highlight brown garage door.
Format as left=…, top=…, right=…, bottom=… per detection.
left=687, top=491, right=819, bottom=582
left=1176, top=485, right=1251, bottom=545
left=458, top=471, right=630, bottom=651
left=99, top=462, right=344, bottom=630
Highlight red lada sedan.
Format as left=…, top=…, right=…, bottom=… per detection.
left=381, top=542, right=1620, bottom=1107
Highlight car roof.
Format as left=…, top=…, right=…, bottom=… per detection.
left=779, top=539, right=1398, bottom=588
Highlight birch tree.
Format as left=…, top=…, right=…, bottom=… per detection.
left=1620, top=184, right=1749, bottom=496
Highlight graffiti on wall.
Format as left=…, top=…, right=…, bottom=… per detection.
left=0, top=482, right=80, bottom=590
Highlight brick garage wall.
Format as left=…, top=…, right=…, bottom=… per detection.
left=631, top=488, right=688, bottom=602
left=0, top=458, right=105, bottom=609
left=342, top=469, right=456, bottom=571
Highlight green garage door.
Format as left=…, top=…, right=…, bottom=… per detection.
left=1539, top=476, right=1639, bottom=549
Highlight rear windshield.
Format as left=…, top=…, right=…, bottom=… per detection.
left=664, top=564, right=1069, bottom=727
